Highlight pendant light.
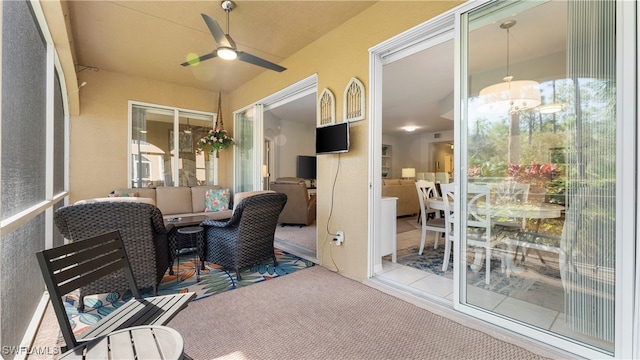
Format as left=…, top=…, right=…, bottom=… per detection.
left=538, top=79, right=564, bottom=114
left=479, top=20, right=541, bottom=114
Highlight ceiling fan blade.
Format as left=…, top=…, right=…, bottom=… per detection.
left=180, top=51, right=218, bottom=67
left=201, top=13, right=232, bottom=48
left=237, top=51, right=286, bottom=72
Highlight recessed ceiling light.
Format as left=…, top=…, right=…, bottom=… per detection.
left=403, top=126, right=417, bottom=132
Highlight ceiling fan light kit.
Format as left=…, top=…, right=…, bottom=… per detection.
left=181, top=1, right=286, bottom=72
left=217, top=47, right=237, bottom=60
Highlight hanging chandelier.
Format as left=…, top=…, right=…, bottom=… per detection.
left=479, top=20, right=541, bottom=114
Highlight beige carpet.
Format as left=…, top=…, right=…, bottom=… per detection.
left=274, top=222, right=316, bottom=252
left=168, top=266, right=549, bottom=360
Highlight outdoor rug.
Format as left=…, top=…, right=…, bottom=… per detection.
left=60, top=249, right=315, bottom=342
left=395, top=244, right=564, bottom=312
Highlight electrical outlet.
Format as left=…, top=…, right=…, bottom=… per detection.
left=334, top=231, right=344, bottom=245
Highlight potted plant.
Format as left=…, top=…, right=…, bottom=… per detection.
left=197, top=128, right=235, bottom=157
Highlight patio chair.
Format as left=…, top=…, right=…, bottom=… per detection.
left=36, top=230, right=195, bottom=352
left=201, top=192, right=287, bottom=280
left=54, top=201, right=172, bottom=310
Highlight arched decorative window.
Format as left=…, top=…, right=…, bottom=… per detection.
left=343, top=77, right=365, bottom=122
left=317, top=88, right=335, bottom=126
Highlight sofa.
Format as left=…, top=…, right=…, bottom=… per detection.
left=109, top=186, right=233, bottom=220
left=381, top=178, right=420, bottom=217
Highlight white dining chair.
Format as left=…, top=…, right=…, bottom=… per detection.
left=467, top=183, right=494, bottom=284
left=415, top=181, right=446, bottom=256
left=415, top=179, right=439, bottom=222
left=439, top=183, right=456, bottom=271
left=489, top=181, right=530, bottom=229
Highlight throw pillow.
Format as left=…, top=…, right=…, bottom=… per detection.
left=205, top=188, right=230, bottom=212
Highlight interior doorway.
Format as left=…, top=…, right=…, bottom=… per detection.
left=259, top=75, right=318, bottom=263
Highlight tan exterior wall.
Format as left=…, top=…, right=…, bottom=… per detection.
left=69, top=69, right=221, bottom=202
left=228, top=1, right=459, bottom=280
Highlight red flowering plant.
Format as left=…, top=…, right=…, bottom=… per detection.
left=507, top=162, right=557, bottom=185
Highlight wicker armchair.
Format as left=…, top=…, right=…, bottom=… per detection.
left=54, top=202, right=172, bottom=310
left=201, top=192, right=287, bottom=280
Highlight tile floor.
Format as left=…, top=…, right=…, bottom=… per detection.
left=374, top=216, right=609, bottom=348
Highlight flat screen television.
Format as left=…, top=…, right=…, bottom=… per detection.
left=296, top=155, right=317, bottom=180
left=315, top=122, right=350, bottom=155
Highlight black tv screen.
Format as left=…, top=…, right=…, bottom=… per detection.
left=296, top=155, right=317, bottom=180
left=316, top=122, right=350, bottom=155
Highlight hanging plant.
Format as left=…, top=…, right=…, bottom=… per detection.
left=197, top=128, right=235, bottom=154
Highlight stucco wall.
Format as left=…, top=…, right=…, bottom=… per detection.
left=69, top=69, right=221, bottom=202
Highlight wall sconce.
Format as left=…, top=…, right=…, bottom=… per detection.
left=401, top=168, right=416, bottom=179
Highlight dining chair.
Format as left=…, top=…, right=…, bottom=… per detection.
left=439, top=183, right=456, bottom=271
left=467, top=183, right=494, bottom=284
left=415, top=179, right=439, bottom=223
left=415, top=182, right=446, bottom=256
left=489, top=181, right=530, bottom=229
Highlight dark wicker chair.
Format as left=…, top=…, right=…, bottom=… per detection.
left=201, top=192, right=287, bottom=280
left=54, top=201, right=172, bottom=310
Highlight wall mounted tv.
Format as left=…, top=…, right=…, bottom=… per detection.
left=296, top=155, right=317, bottom=180
left=315, top=121, right=350, bottom=155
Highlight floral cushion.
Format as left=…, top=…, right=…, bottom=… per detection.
left=205, top=188, right=230, bottom=212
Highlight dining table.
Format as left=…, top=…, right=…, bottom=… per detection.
left=427, top=196, right=565, bottom=275
left=428, top=197, right=564, bottom=218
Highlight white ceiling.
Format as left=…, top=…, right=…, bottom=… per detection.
left=68, top=1, right=567, bottom=137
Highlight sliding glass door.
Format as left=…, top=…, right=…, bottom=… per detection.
left=461, top=0, right=619, bottom=354
left=233, top=105, right=264, bottom=193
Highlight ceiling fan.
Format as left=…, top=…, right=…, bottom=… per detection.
left=181, top=0, right=287, bottom=72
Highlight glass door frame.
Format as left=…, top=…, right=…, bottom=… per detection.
left=368, top=1, right=637, bottom=358
left=232, top=74, right=318, bottom=194
left=233, top=104, right=263, bottom=194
